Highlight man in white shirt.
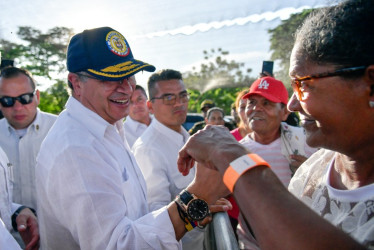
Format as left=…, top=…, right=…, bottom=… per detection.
left=237, top=76, right=317, bottom=249
left=123, top=85, right=151, bottom=148
left=132, top=69, right=204, bottom=249
left=0, top=67, right=57, bottom=210
left=0, top=67, right=56, bottom=246
left=36, top=27, right=229, bottom=250
left=0, top=146, right=39, bottom=249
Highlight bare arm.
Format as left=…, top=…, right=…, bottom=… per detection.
left=178, top=125, right=365, bottom=250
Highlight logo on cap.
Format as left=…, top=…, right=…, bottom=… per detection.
left=106, top=31, right=130, bottom=57
left=257, top=79, right=270, bottom=90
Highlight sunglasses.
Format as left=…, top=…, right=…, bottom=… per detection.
left=0, top=91, right=36, bottom=107
left=290, top=66, right=367, bottom=101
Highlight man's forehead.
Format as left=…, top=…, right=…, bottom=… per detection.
left=131, top=91, right=146, bottom=101
left=0, top=74, right=33, bottom=89
left=156, top=80, right=186, bottom=92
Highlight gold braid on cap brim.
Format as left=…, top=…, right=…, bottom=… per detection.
left=87, top=61, right=151, bottom=78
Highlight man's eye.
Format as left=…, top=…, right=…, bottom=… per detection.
left=164, top=95, right=174, bottom=101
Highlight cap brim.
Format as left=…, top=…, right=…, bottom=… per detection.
left=86, top=59, right=155, bottom=81
left=242, top=92, right=282, bottom=103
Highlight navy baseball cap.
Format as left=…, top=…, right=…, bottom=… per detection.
left=67, top=27, right=155, bottom=81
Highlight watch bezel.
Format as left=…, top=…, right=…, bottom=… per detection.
left=186, top=198, right=209, bottom=221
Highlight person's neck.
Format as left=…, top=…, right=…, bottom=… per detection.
left=239, top=125, right=251, bottom=138
left=330, top=149, right=374, bottom=190
left=249, top=130, right=280, bottom=145
left=135, top=116, right=151, bottom=126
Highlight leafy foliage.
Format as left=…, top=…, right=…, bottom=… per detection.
left=268, top=9, right=313, bottom=88
left=183, top=48, right=255, bottom=114
left=38, top=80, right=69, bottom=114
left=5, top=26, right=74, bottom=78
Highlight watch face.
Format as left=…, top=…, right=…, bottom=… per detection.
left=187, top=199, right=209, bottom=221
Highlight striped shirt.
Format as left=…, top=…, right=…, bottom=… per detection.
left=240, top=137, right=291, bottom=186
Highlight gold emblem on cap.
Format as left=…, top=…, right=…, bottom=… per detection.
left=106, top=31, right=129, bottom=57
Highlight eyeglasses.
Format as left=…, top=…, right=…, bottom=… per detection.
left=291, top=66, right=367, bottom=101
left=151, top=92, right=190, bottom=105
left=0, top=91, right=36, bottom=107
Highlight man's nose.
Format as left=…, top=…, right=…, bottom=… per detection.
left=118, top=79, right=133, bottom=93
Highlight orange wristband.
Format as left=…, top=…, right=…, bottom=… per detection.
left=223, top=154, right=270, bottom=192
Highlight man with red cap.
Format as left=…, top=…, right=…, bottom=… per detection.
left=237, top=76, right=317, bottom=249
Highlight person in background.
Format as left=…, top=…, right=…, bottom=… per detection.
left=237, top=76, right=317, bottom=249
left=188, top=99, right=215, bottom=135
left=178, top=0, right=374, bottom=248
left=227, top=89, right=251, bottom=240
left=123, top=85, right=152, bottom=148
left=0, top=146, right=39, bottom=250
left=133, top=69, right=206, bottom=249
left=205, top=107, right=225, bottom=126
left=189, top=99, right=235, bottom=135
left=230, top=89, right=251, bottom=141
left=0, top=66, right=56, bottom=246
left=36, top=26, right=229, bottom=249
left=0, top=67, right=57, bottom=209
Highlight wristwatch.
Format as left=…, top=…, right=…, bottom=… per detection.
left=176, top=189, right=210, bottom=221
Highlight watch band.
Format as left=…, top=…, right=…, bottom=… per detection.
left=223, top=153, right=270, bottom=192
left=175, top=201, right=197, bottom=231
left=179, top=189, right=194, bottom=205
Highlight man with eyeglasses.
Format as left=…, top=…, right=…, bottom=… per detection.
left=0, top=66, right=56, bottom=246
left=35, top=27, right=229, bottom=249
left=123, top=85, right=152, bottom=148
left=132, top=69, right=206, bottom=248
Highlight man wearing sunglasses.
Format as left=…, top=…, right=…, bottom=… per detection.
left=0, top=66, right=56, bottom=246
left=132, top=69, right=205, bottom=249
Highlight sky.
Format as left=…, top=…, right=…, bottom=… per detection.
left=0, top=0, right=341, bottom=90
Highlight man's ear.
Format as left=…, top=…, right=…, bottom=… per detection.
left=35, top=89, right=40, bottom=105
left=68, top=73, right=82, bottom=97
left=147, top=100, right=154, bottom=114
left=281, top=105, right=290, bottom=121
left=362, top=65, right=374, bottom=108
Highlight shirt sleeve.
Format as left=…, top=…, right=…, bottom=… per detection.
left=40, top=145, right=180, bottom=250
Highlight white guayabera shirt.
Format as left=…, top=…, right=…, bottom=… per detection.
left=0, top=109, right=57, bottom=209
left=0, top=147, right=22, bottom=249
left=36, top=97, right=180, bottom=250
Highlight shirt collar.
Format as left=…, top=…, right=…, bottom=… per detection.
left=152, top=117, right=189, bottom=144
left=65, top=96, right=120, bottom=140
left=5, top=108, right=41, bottom=135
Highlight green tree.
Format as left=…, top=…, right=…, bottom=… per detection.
left=1, top=26, right=74, bottom=78
left=268, top=9, right=313, bottom=88
left=183, top=48, right=255, bottom=114
left=38, top=80, right=69, bottom=114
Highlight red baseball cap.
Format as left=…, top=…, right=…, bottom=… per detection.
left=242, top=77, right=288, bottom=105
